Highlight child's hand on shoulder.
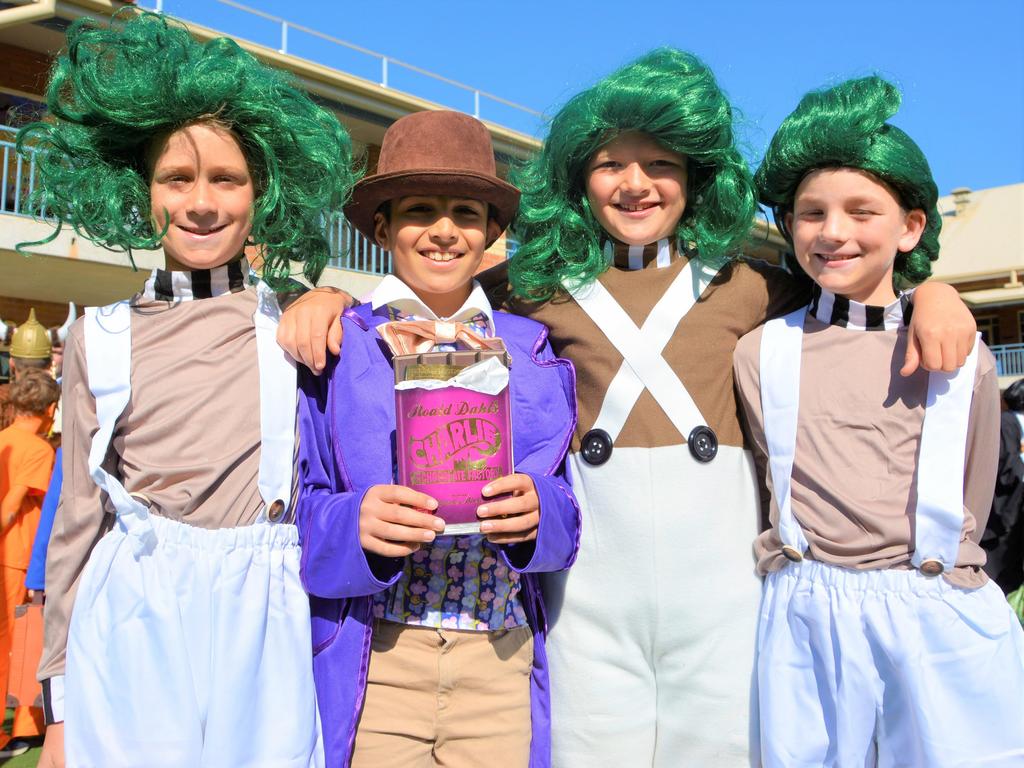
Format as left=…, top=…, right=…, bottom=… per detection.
left=359, top=485, right=444, bottom=558
left=477, top=474, right=540, bottom=545
left=276, top=286, right=354, bottom=374
left=902, top=282, right=976, bottom=375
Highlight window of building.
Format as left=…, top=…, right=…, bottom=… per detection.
left=977, top=315, right=1001, bottom=346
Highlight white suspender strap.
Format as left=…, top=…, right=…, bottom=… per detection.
left=84, top=302, right=157, bottom=556
left=761, top=314, right=979, bottom=573
left=563, top=261, right=710, bottom=443
left=759, top=307, right=810, bottom=556
left=253, top=282, right=298, bottom=519
left=912, top=335, right=981, bottom=572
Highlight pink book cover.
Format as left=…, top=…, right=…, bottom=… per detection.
left=394, top=349, right=513, bottom=535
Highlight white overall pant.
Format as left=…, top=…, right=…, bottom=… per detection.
left=757, top=308, right=1024, bottom=768
left=63, top=289, right=324, bottom=768
left=546, top=262, right=761, bottom=767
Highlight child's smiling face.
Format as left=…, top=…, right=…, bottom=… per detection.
left=787, top=167, right=926, bottom=306
left=585, top=131, right=688, bottom=246
left=149, top=122, right=255, bottom=272
left=374, top=195, right=500, bottom=317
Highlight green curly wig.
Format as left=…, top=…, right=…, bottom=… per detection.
left=508, top=47, right=757, bottom=301
left=755, top=76, right=940, bottom=288
left=17, top=10, right=356, bottom=287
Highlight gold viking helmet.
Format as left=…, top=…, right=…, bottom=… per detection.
left=10, top=309, right=53, bottom=360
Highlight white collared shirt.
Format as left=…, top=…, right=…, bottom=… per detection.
left=370, top=274, right=496, bottom=336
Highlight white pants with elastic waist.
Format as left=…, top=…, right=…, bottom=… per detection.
left=65, top=514, right=324, bottom=768
left=758, top=559, right=1024, bottom=768
left=543, top=445, right=762, bottom=768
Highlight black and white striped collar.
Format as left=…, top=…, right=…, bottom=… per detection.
left=603, top=237, right=680, bottom=270
left=142, top=258, right=248, bottom=302
left=810, top=285, right=913, bottom=331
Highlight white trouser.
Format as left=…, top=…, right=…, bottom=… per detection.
left=544, top=445, right=762, bottom=768
left=758, top=560, right=1024, bottom=768
left=65, top=514, right=324, bottom=768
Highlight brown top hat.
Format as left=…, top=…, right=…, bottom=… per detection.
left=344, top=110, right=520, bottom=247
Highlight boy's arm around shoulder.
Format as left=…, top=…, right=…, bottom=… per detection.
left=295, top=326, right=405, bottom=600
left=500, top=322, right=581, bottom=574
left=747, top=258, right=977, bottom=375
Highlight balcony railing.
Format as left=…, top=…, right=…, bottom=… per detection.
left=993, top=343, right=1024, bottom=379
left=136, top=0, right=544, bottom=135
left=1, top=128, right=45, bottom=218
left=325, top=212, right=390, bottom=275
left=1, top=125, right=387, bottom=276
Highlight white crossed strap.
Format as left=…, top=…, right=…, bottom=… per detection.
left=84, top=281, right=297, bottom=555
left=760, top=307, right=980, bottom=572
left=562, top=258, right=716, bottom=444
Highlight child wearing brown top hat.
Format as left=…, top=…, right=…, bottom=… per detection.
left=296, top=110, right=579, bottom=767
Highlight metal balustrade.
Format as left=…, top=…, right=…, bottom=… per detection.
left=138, top=0, right=544, bottom=133
left=1, top=128, right=45, bottom=219
left=325, top=211, right=391, bottom=275
left=2, top=125, right=390, bottom=276
left=993, top=343, right=1024, bottom=378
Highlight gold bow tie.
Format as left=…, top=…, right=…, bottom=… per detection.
left=377, top=320, right=504, bottom=356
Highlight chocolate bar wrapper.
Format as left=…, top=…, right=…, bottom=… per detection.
left=394, top=349, right=513, bottom=535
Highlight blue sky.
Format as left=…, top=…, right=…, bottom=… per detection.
left=145, top=0, right=1024, bottom=198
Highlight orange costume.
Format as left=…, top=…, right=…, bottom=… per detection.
left=0, top=422, right=54, bottom=739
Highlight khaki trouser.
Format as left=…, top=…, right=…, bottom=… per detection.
left=351, top=620, right=533, bottom=768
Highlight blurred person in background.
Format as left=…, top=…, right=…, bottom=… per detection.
left=983, top=378, right=1024, bottom=594
left=0, top=310, right=52, bottom=432
left=0, top=367, right=59, bottom=756
left=1, top=305, right=73, bottom=442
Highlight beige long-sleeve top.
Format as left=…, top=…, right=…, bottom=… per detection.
left=40, top=287, right=265, bottom=682
left=733, top=313, right=1000, bottom=587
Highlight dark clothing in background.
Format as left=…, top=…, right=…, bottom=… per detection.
left=982, top=411, right=1024, bottom=593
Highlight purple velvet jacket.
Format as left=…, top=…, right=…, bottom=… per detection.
left=297, top=303, right=580, bottom=768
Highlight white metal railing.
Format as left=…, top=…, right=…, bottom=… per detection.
left=325, top=212, right=390, bottom=275
left=1, top=126, right=46, bottom=218
left=139, top=0, right=544, bottom=133
left=2, top=124, right=389, bottom=276
left=993, top=343, right=1024, bottom=378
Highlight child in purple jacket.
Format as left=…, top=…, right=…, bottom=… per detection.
left=296, top=110, right=580, bottom=768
